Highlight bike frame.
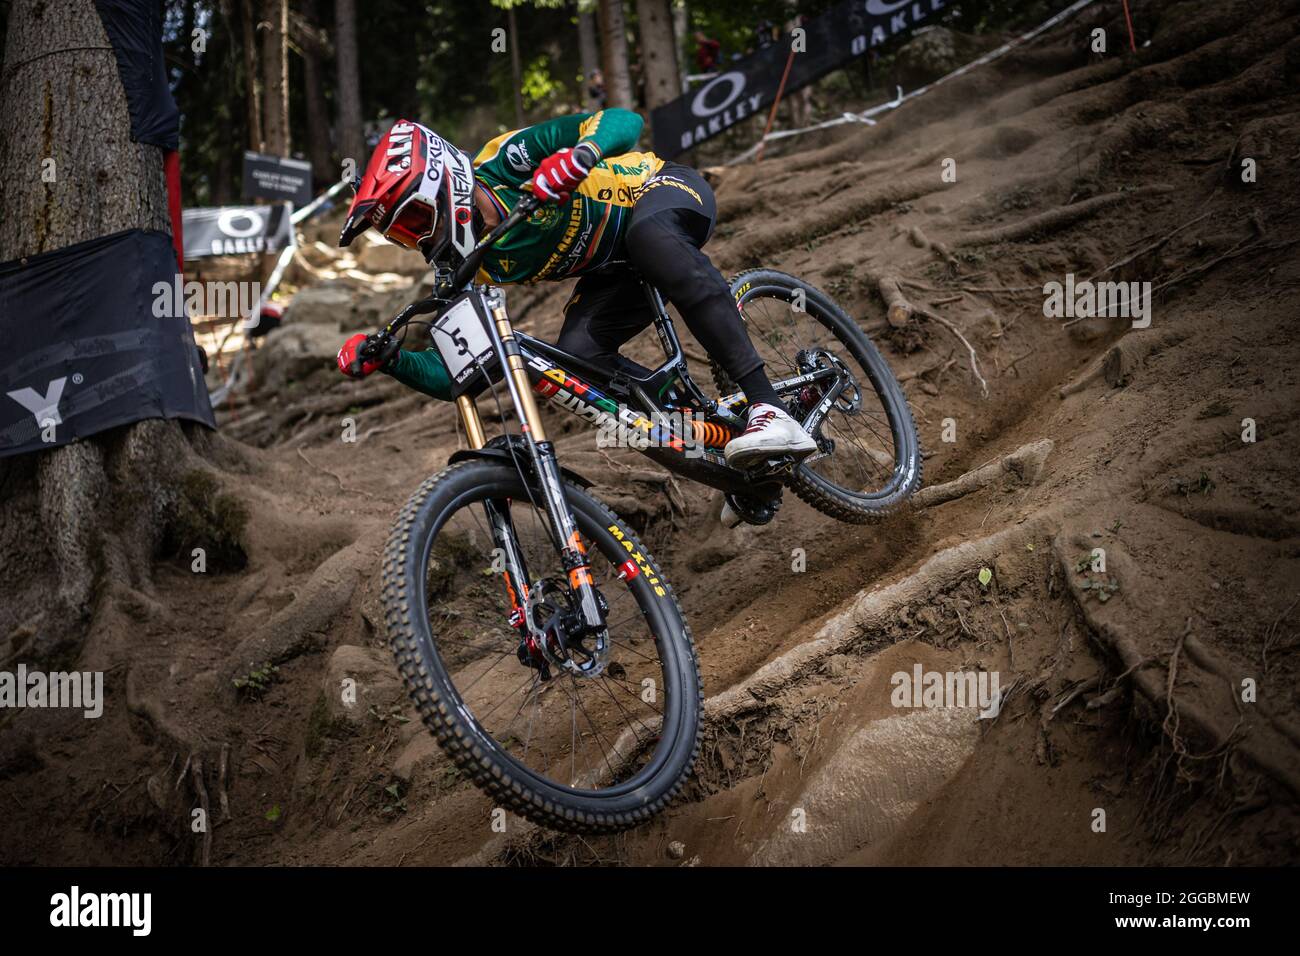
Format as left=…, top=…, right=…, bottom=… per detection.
left=368, top=194, right=849, bottom=672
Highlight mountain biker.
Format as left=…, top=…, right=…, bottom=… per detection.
left=334, top=108, right=815, bottom=466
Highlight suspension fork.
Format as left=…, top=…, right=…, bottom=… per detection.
left=455, top=395, right=537, bottom=640
left=469, top=288, right=607, bottom=637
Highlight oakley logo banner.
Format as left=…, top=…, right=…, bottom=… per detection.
left=650, top=0, right=944, bottom=157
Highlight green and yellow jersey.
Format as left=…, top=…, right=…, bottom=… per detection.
left=471, top=108, right=664, bottom=283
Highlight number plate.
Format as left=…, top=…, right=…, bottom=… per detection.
left=432, top=297, right=495, bottom=385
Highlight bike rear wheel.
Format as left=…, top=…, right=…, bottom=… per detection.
left=721, top=269, right=923, bottom=521
left=381, top=458, right=701, bottom=833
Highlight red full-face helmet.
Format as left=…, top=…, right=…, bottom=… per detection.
left=338, top=119, right=478, bottom=264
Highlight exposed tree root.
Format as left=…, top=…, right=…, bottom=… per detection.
left=1052, top=535, right=1300, bottom=801
left=918, top=310, right=990, bottom=397
left=223, top=532, right=381, bottom=681
left=1059, top=328, right=1187, bottom=397
left=871, top=272, right=914, bottom=328
left=956, top=185, right=1174, bottom=247
left=190, top=754, right=212, bottom=867
left=912, top=439, right=1053, bottom=508
left=907, top=225, right=958, bottom=269
left=706, top=516, right=1054, bottom=722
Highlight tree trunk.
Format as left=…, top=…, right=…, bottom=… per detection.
left=260, top=0, right=290, bottom=155
left=334, top=0, right=365, bottom=172
left=672, top=0, right=688, bottom=89
left=578, top=9, right=600, bottom=109
left=635, top=0, right=679, bottom=111
left=597, top=0, right=634, bottom=109
left=507, top=5, right=525, bottom=127
left=0, top=0, right=199, bottom=663
left=241, top=0, right=264, bottom=151
left=299, top=0, right=335, bottom=186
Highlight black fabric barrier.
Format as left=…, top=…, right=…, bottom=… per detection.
left=651, top=0, right=945, bottom=158
left=94, top=0, right=180, bottom=151
left=0, top=229, right=215, bottom=459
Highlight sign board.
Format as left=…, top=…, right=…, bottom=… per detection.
left=241, top=151, right=313, bottom=207
left=181, top=205, right=293, bottom=259
left=651, top=0, right=944, bottom=158
left=0, top=230, right=215, bottom=459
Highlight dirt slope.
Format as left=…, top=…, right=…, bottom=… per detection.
left=2, top=0, right=1298, bottom=867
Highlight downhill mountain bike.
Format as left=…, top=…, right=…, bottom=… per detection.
left=354, top=192, right=921, bottom=833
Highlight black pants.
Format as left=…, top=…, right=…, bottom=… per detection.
left=555, top=163, right=764, bottom=383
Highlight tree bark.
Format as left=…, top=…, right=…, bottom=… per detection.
left=578, top=9, right=601, bottom=109
left=260, top=0, right=290, bottom=155
left=0, top=0, right=196, bottom=662
left=241, top=0, right=264, bottom=151
left=635, top=0, right=679, bottom=111
left=299, top=0, right=335, bottom=185
left=597, top=0, right=634, bottom=109
left=334, top=0, right=365, bottom=172
left=507, top=5, right=525, bottom=128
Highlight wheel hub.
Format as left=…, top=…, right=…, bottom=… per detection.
left=516, top=577, right=609, bottom=679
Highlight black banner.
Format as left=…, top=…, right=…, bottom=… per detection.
left=242, top=152, right=313, bottom=207
left=181, top=205, right=293, bottom=259
left=0, top=230, right=215, bottom=459
left=651, top=0, right=947, bottom=158
left=94, top=0, right=180, bottom=150
left=0, top=867, right=1285, bottom=939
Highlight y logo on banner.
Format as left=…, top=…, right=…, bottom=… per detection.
left=7, top=376, right=68, bottom=426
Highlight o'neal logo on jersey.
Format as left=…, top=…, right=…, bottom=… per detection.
left=505, top=140, right=533, bottom=173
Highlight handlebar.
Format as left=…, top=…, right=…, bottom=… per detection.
left=359, top=192, right=542, bottom=360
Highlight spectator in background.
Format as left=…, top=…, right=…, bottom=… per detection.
left=587, top=69, right=606, bottom=110
left=694, top=31, right=721, bottom=72
left=754, top=19, right=776, bottom=50
left=631, top=45, right=646, bottom=106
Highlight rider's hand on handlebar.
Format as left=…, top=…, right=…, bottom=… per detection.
left=530, top=144, right=596, bottom=203
left=337, top=332, right=398, bottom=378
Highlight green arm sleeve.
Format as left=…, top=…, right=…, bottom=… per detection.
left=476, top=110, right=646, bottom=188
left=570, top=108, right=645, bottom=162
left=383, top=348, right=454, bottom=402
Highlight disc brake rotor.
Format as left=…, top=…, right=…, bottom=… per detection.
left=519, top=577, right=610, bottom=679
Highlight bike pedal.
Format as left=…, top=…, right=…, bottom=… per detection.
left=744, top=455, right=797, bottom=479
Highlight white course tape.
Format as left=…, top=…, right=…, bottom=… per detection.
left=728, top=0, right=1099, bottom=165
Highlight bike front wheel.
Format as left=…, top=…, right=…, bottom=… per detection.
left=381, top=458, right=701, bottom=833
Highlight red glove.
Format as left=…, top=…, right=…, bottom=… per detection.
left=337, top=332, right=391, bottom=378
left=530, top=145, right=596, bottom=203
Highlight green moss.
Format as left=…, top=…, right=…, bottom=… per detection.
left=163, top=469, right=249, bottom=571
left=305, top=692, right=355, bottom=759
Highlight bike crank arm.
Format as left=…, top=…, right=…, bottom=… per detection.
left=769, top=365, right=839, bottom=397
left=797, top=372, right=849, bottom=436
